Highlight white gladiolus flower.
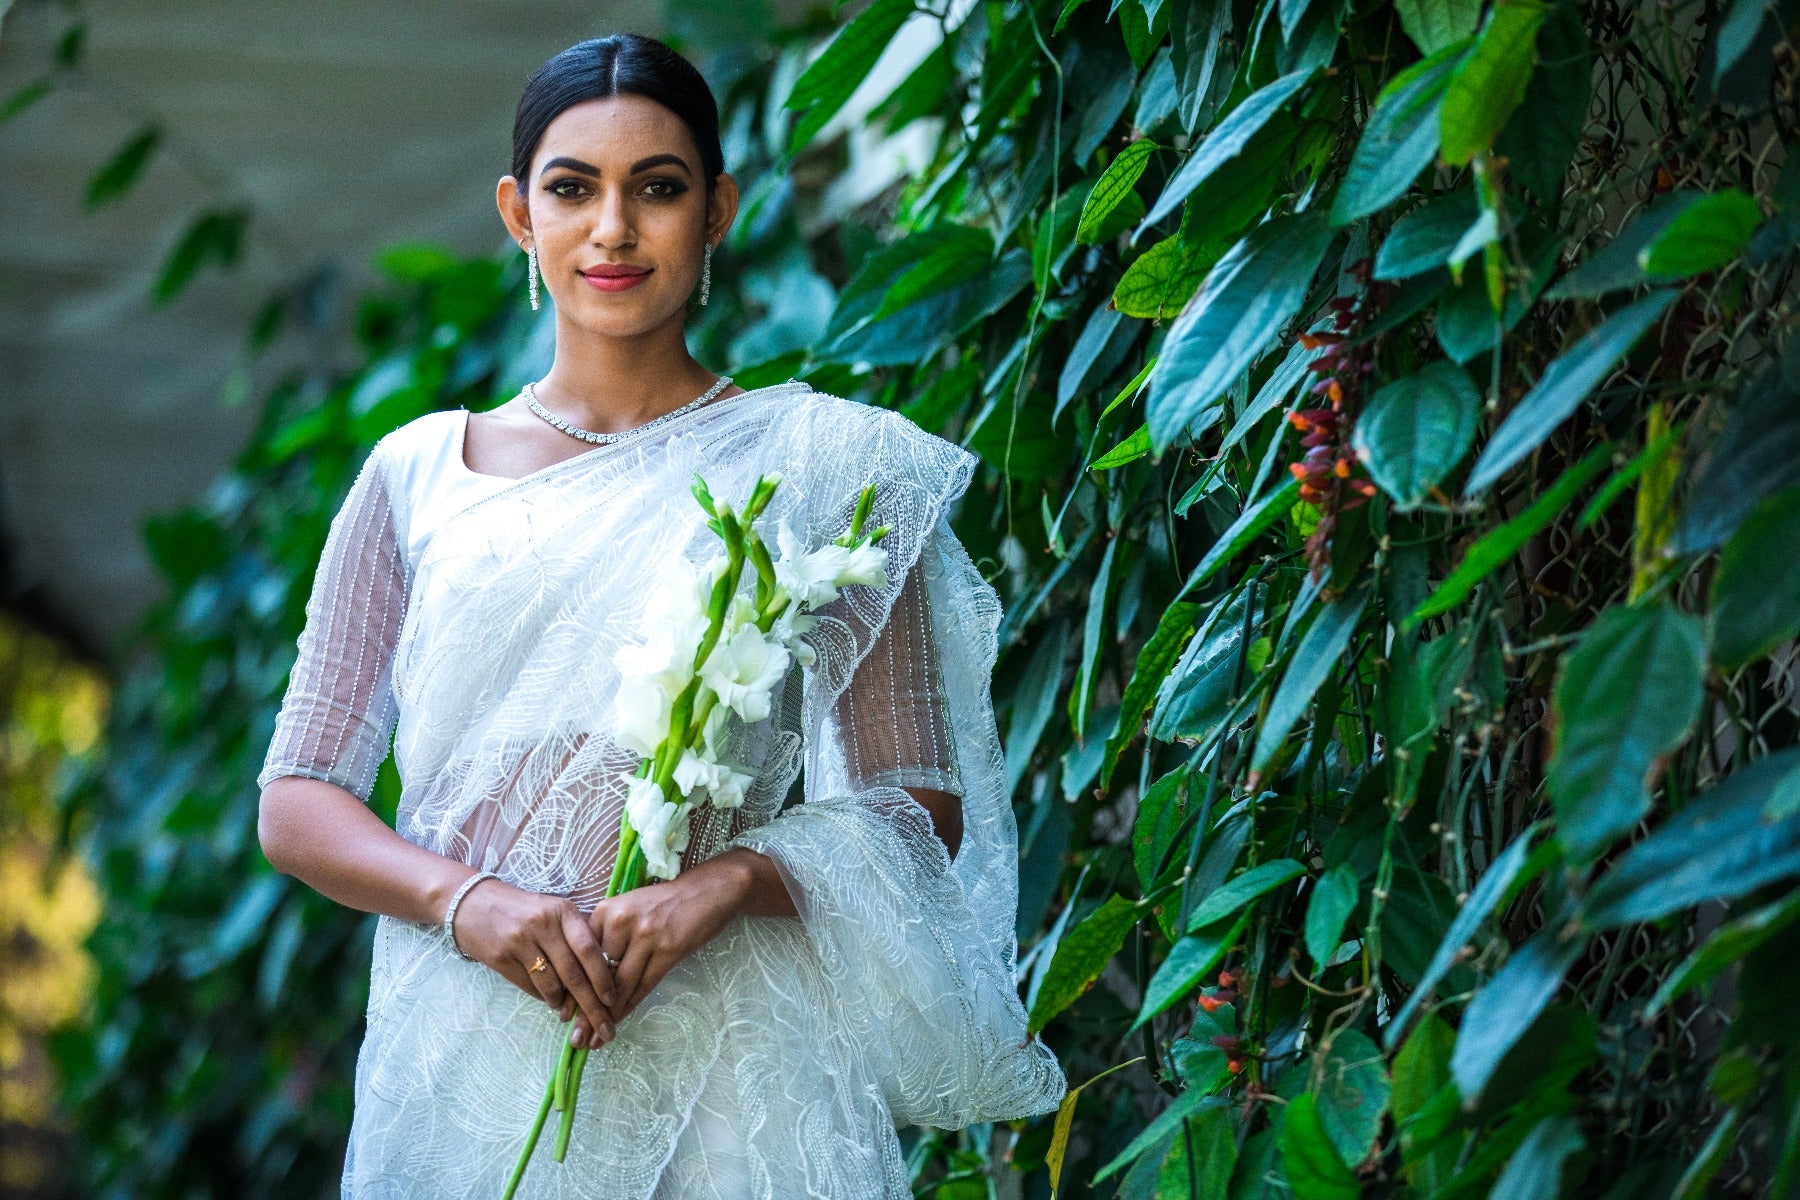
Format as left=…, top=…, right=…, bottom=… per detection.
left=672, top=748, right=757, bottom=810
left=699, top=624, right=791, bottom=723
left=612, top=676, right=673, bottom=759
left=774, top=520, right=851, bottom=609
left=837, top=541, right=889, bottom=588
left=623, top=774, right=692, bottom=880
left=769, top=605, right=819, bottom=667
left=698, top=703, right=732, bottom=760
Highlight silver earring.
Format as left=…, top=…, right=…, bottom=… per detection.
left=699, top=241, right=712, bottom=306
left=526, top=245, right=541, bottom=311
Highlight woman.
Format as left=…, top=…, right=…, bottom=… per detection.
left=256, top=33, right=1066, bottom=1200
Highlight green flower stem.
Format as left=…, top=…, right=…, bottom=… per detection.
left=552, top=1037, right=574, bottom=1112
left=500, top=1056, right=560, bottom=1200
left=551, top=1045, right=591, bottom=1161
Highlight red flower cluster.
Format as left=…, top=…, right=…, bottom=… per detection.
left=1285, top=262, right=1392, bottom=577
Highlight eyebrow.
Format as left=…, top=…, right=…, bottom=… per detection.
left=538, top=153, right=693, bottom=179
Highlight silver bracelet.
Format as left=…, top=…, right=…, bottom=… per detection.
left=443, top=870, right=498, bottom=961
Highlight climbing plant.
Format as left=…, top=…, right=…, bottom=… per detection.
left=50, top=0, right=1800, bottom=1197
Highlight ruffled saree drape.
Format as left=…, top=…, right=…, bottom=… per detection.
left=258, top=382, right=1067, bottom=1199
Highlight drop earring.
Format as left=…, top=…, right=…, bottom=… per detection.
left=526, top=244, right=541, bottom=311
left=699, top=240, right=712, bottom=306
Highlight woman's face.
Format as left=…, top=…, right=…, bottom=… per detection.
left=498, top=93, right=735, bottom=338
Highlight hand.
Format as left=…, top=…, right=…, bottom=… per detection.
left=449, top=875, right=619, bottom=1045
left=568, top=854, right=749, bottom=1047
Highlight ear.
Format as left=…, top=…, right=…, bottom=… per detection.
left=706, top=171, right=741, bottom=247
left=497, top=176, right=532, bottom=246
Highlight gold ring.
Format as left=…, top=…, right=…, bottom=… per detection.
left=529, top=955, right=548, bottom=973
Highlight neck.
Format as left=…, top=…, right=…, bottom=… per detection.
left=534, top=310, right=724, bottom=432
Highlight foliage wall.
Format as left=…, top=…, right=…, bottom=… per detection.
left=49, top=0, right=1800, bottom=1197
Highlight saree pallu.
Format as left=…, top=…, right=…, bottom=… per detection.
left=260, top=382, right=1067, bottom=1198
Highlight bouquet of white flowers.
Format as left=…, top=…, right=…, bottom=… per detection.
left=502, top=470, right=889, bottom=1196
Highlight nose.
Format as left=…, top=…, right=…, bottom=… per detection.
left=590, top=184, right=635, bottom=248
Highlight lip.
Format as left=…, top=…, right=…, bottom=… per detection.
left=580, top=264, right=653, bottom=293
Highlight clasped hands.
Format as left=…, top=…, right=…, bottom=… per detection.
left=449, top=851, right=753, bottom=1050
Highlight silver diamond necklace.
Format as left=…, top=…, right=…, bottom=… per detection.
left=523, top=374, right=734, bottom=445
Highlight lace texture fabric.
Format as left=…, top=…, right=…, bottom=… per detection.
left=259, top=384, right=1067, bottom=1198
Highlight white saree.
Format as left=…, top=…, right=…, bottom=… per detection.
left=257, top=380, right=1068, bottom=1199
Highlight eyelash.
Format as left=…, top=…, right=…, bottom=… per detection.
left=545, top=177, right=687, bottom=200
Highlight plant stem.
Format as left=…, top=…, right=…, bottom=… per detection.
left=500, top=1057, right=559, bottom=1200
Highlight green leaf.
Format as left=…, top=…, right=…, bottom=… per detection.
left=1449, top=924, right=1587, bottom=1103
left=1252, top=587, right=1369, bottom=770
left=783, top=0, right=916, bottom=156
left=1106, top=601, right=1202, bottom=787
left=152, top=208, right=249, bottom=306
left=1133, top=913, right=1249, bottom=1032
left=1079, top=139, right=1159, bottom=243
left=1374, top=190, right=1481, bottom=279
left=1546, top=191, right=1700, bottom=298
left=1147, top=214, right=1332, bottom=450
left=1392, top=1015, right=1459, bottom=1191
left=1173, top=474, right=1303, bottom=593
left=376, top=242, right=462, bottom=283
left=1170, top=0, right=1232, bottom=131
left=1151, top=586, right=1259, bottom=743
left=1113, top=229, right=1222, bottom=318
left=1155, top=1102, right=1237, bottom=1200
left=1, top=76, right=54, bottom=123
left=1314, top=1030, right=1390, bottom=1166
left=1186, top=859, right=1305, bottom=931
left=1409, top=443, right=1613, bottom=624
left=1583, top=748, right=1800, bottom=928
left=1092, top=423, right=1153, bottom=469
left=1714, top=0, right=1772, bottom=86
left=1549, top=600, right=1707, bottom=860
left=1330, top=43, right=1466, bottom=225
left=1352, top=362, right=1480, bottom=508
left=1280, top=1093, right=1359, bottom=1200
left=1494, top=2, right=1591, bottom=202
left=1395, top=0, right=1480, bottom=52
left=1133, top=769, right=1192, bottom=892
left=1095, top=1089, right=1228, bottom=1183
left=1004, top=620, right=1070, bottom=792
left=1674, top=359, right=1800, bottom=553
left=1304, top=863, right=1358, bottom=967
left=1491, top=1116, right=1585, bottom=1200
left=1647, top=890, right=1800, bottom=1017
left=1439, top=0, right=1550, bottom=167
left=1071, top=538, right=1120, bottom=737
left=1028, top=894, right=1141, bottom=1032
left=1385, top=827, right=1545, bottom=1049
left=1710, top=487, right=1800, bottom=668
left=1466, top=290, right=1677, bottom=493
left=1639, top=187, right=1764, bottom=277
left=1141, top=68, right=1316, bottom=228
left=85, top=128, right=161, bottom=209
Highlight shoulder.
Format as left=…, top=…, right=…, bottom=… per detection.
left=779, top=390, right=974, bottom=479
left=369, top=408, right=465, bottom=491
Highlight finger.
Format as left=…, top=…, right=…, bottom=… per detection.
left=520, top=947, right=568, bottom=1013
left=569, top=1012, right=590, bottom=1048
left=617, top=951, right=674, bottom=1023
left=563, top=910, right=618, bottom=1011
left=542, top=936, right=611, bottom=1039
left=610, top=938, right=653, bottom=1026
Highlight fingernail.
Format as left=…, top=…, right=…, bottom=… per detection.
left=603, top=992, right=615, bottom=1006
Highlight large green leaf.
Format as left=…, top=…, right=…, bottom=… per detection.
left=1004, top=621, right=1070, bottom=792
left=1385, top=827, right=1545, bottom=1049
left=1494, top=1, right=1590, bottom=202
left=1491, top=1116, right=1586, bottom=1200
left=1352, top=362, right=1480, bottom=508
left=1154, top=1101, right=1238, bottom=1199
left=1395, top=0, right=1480, bottom=52
left=1113, top=228, right=1224, bottom=318
left=1409, top=443, right=1613, bottom=624
left=1304, top=863, right=1359, bottom=968
left=1639, top=187, right=1764, bottom=278
left=1178, top=479, right=1302, bottom=595
left=1252, top=587, right=1370, bottom=770
left=1314, top=1030, right=1390, bottom=1166
left=1078, top=139, right=1160, bottom=243
left=1647, top=890, right=1800, bottom=1017
left=1151, top=586, right=1258, bottom=743
left=1392, top=1015, right=1459, bottom=1192
left=1439, top=0, right=1550, bottom=167
left=1028, top=894, right=1141, bottom=1032
left=1710, top=487, right=1800, bottom=668
left=1105, top=602, right=1201, bottom=788
left=1094, top=1091, right=1229, bottom=1183
left=1466, top=290, right=1677, bottom=493
left=1548, top=600, right=1707, bottom=860
left=1280, top=1093, right=1359, bottom=1200
left=783, top=0, right=916, bottom=155
left=1146, top=213, right=1333, bottom=450
left=1330, top=43, right=1465, bottom=225
left=1141, top=68, right=1316, bottom=228
left=1675, top=357, right=1800, bottom=553
left=1583, top=749, right=1800, bottom=928
left=1547, top=191, right=1700, bottom=298
left=1133, top=913, right=1249, bottom=1032
left=1133, top=768, right=1192, bottom=892
left=1373, top=190, right=1481, bottom=280
left=1185, top=858, right=1305, bottom=931
left=1449, top=923, right=1588, bottom=1102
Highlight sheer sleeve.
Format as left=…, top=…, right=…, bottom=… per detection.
left=257, top=445, right=409, bottom=803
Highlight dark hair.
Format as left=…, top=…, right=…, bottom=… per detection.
left=511, top=35, right=725, bottom=199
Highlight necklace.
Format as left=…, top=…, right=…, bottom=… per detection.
left=523, top=374, right=734, bottom=445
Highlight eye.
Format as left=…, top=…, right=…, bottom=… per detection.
left=644, top=176, right=688, bottom=199
left=546, top=178, right=589, bottom=199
